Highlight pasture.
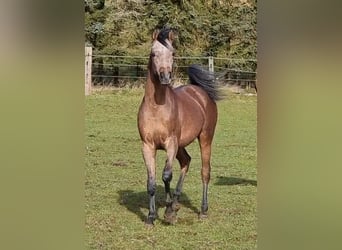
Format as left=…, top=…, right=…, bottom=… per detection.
left=85, top=87, right=257, bottom=249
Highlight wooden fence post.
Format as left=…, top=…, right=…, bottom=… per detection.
left=85, top=46, right=92, bottom=95
left=208, top=56, right=214, bottom=73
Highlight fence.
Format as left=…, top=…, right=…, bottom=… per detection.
left=85, top=47, right=257, bottom=95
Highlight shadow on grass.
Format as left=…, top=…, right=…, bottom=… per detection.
left=215, top=176, right=257, bottom=186
left=118, top=185, right=200, bottom=223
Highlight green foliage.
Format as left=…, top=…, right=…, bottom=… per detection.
left=85, top=0, right=107, bottom=49
left=85, top=0, right=256, bottom=63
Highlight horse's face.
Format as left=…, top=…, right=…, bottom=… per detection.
left=150, top=37, right=174, bottom=85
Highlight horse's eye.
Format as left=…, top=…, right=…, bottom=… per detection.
left=151, top=52, right=156, bottom=57
left=172, top=52, right=175, bottom=56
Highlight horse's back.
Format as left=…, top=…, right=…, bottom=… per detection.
left=174, top=84, right=217, bottom=112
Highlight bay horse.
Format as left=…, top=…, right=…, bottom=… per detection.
left=137, top=27, right=221, bottom=226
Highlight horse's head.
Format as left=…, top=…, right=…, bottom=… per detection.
left=150, top=28, right=175, bottom=85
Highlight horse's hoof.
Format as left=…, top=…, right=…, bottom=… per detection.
left=164, top=211, right=177, bottom=225
left=198, top=212, right=208, bottom=220
left=144, top=221, right=155, bottom=228
left=172, top=201, right=181, bottom=212
left=145, top=217, right=155, bottom=228
left=164, top=216, right=177, bottom=225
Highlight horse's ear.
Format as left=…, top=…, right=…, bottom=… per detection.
left=152, top=29, right=159, bottom=41
left=168, top=30, right=175, bottom=43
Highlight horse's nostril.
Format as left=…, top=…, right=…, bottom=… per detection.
left=159, top=71, right=171, bottom=85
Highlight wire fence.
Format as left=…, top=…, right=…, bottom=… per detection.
left=88, top=53, right=257, bottom=90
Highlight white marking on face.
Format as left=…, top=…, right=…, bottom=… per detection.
left=151, top=40, right=174, bottom=78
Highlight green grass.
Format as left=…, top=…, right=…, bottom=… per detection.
left=85, top=87, right=257, bottom=249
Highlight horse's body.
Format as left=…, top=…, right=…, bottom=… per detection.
left=138, top=28, right=220, bottom=225
left=139, top=84, right=217, bottom=149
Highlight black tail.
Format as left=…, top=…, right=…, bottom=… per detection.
left=187, top=64, right=223, bottom=101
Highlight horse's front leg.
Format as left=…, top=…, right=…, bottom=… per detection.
left=172, top=147, right=191, bottom=212
left=142, top=143, right=157, bottom=226
left=162, top=136, right=178, bottom=224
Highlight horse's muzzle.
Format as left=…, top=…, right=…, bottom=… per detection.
left=159, top=71, right=172, bottom=85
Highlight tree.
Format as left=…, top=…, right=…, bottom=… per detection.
left=84, top=0, right=257, bottom=70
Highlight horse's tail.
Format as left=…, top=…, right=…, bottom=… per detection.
left=187, top=64, right=224, bottom=101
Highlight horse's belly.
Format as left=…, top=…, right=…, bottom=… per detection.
left=178, top=113, right=203, bottom=147
left=179, top=132, right=199, bottom=147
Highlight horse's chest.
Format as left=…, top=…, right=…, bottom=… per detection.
left=146, top=115, right=176, bottom=135
left=139, top=108, right=179, bottom=146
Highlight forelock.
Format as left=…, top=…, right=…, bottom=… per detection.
left=156, top=27, right=174, bottom=51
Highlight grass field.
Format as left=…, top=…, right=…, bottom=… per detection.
left=85, top=87, right=257, bottom=249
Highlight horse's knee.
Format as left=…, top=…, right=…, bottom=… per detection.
left=201, top=166, right=211, bottom=183
left=147, top=180, right=156, bottom=196
left=162, top=168, right=173, bottom=182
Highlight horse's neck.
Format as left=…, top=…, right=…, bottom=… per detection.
left=145, top=69, right=170, bottom=106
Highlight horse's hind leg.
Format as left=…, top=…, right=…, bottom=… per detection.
left=198, top=133, right=214, bottom=219
left=172, top=147, right=191, bottom=211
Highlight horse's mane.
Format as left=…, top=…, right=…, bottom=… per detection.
left=187, top=64, right=224, bottom=101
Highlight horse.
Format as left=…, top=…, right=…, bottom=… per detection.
left=137, top=27, right=221, bottom=226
